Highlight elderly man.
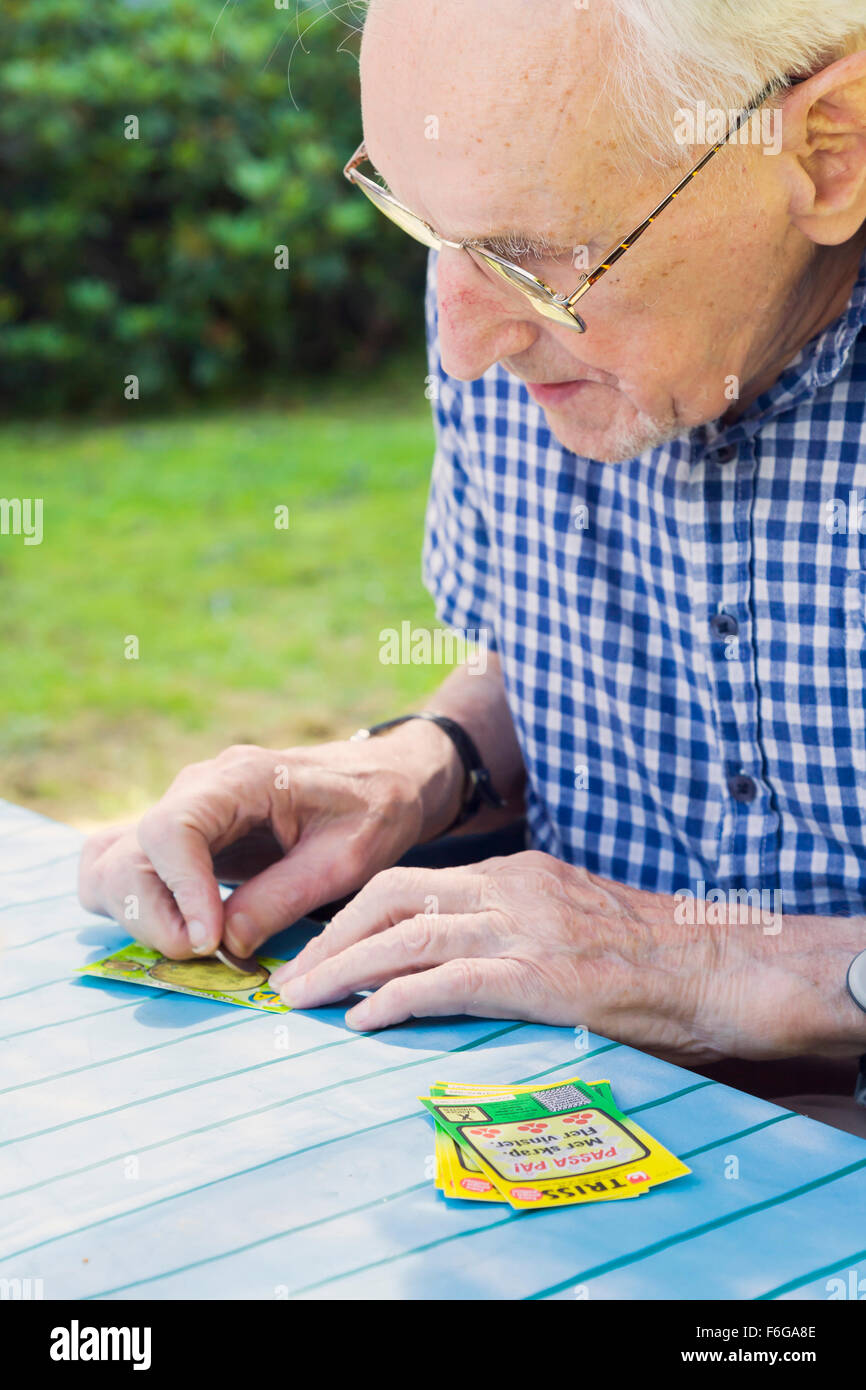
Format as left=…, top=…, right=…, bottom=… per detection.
left=80, top=0, right=866, bottom=1129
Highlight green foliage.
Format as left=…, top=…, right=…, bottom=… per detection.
left=0, top=0, right=426, bottom=413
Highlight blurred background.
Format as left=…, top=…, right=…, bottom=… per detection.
left=0, top=0, right=450, bottom=829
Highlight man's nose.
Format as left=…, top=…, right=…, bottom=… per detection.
left=436, top=246, right=538, bottom=381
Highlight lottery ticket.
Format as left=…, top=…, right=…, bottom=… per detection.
left=79, top=941, right=290, bottom=1013
left=431, top=1078, right=617, bottom=1204
left=422, top=1074, right=689, bottom=1210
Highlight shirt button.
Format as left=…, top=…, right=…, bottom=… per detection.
left=711, top=445, right=737, bottom=465
left=728, top=774, right=758, bottom=804
left=710, top=612, right=739, bottom=638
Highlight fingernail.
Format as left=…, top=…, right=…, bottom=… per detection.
left=271, top=954, right=307, bottom=986
left=280, top=974, right=309, bottom=1007
left=224, top=913, right=253, bottom=954
left=345, top=1003, right=372, bottom=1031
left=186, top=920, right=212, bottom=954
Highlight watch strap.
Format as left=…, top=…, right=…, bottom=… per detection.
left=351, top=712, right=507, bottom=833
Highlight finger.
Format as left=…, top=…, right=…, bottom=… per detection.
left=224, top=835, right=468, bottom=958
left=78, top=824, right=136, bottom=915
left=97, top=838, right=195, bottom=959
left=270, top=864, right=485, bottom=985
left=136, top=809, right=225, bottom=955
left=343, top=957, right=528, bottom=1031
left=275, top=912, right=495, bottom=1008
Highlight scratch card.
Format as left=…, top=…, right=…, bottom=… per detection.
left=421, top=1075, right=690, bottom=1209
left=79, top=941, right=290, bottom=1013
left=431, top=1079, right=616, bottom=1203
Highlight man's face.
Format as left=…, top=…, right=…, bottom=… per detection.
left=360, top=0, right=812, bottom=462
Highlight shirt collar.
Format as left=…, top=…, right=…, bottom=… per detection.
left=692, top=246, right=866, bottom=458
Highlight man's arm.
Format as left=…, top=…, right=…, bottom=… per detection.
left=419, top=652, right=527, bottom=837
left=271, top=850, right=866, bottom=1058
left=747, top=910, right=866, bottom=1058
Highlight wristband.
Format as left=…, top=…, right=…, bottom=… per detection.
left=350, top=712, right=507, bottom=834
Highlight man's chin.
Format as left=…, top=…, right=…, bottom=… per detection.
left=538, top=399, right=679, bottom=464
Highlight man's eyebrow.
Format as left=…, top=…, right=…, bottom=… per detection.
left=471, top=230, right=578, bottom=261
left=375, top=175, right=578, bottom=261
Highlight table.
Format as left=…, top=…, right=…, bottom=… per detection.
left=1, top=797, right=865, bottom=1301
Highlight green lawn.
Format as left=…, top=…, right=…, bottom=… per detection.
left=0, top=369, right=453, bottom=827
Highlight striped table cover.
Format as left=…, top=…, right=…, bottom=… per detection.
left=1, top=797, right=865, bottom=1301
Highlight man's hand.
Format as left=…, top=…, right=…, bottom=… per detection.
left=269, top=851, right=865, bottom=1062
left=78, top=724, right=463, bottom=960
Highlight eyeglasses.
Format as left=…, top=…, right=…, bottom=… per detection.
left=344, top=81, right=777, bottom=333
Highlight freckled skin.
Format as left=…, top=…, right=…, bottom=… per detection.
left=361, top=0, right=866, bottom=462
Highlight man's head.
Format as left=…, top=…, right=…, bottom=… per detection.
left=359, top=0, right=866, bottom=462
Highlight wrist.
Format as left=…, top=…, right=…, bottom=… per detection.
left=363, top=716, right=465, bottom=842
left=738, top=915, right=866, bottom=1059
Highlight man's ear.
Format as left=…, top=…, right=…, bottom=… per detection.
left=779, top=48, right=866, bottom=246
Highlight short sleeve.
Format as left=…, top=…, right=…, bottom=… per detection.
left=421, top=252, right=499, bottom=649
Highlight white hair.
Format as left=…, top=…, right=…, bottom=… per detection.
left=357, top=0, right=866, bottom=166
left=612, top=0, right=866, bottom=165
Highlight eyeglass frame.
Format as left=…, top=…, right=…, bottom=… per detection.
left=344, top=79, right=780, bottom=333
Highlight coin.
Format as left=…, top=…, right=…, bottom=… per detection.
left=213, top=945, right=261, bottom=976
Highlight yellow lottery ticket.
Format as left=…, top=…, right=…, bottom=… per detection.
left=422, top=1076, right=688, bottom=1210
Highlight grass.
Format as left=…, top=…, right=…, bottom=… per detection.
left=0, top=364, right=455, bottom=828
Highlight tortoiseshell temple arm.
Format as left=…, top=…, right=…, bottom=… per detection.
left=566, top=80, right=780, bottom=310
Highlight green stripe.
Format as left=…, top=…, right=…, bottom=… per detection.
left=72, top=1045, right=621, bottom=1293
left=527, top=1154, right=866, bottom=1300
left=509, top=1043, right=621, bottom=1084
left=756, top=1246, right=866, bottom=1300
left=3, top=1023, right=529, bottom=1260
left=0, top=1014, right=254, bottom=1096
left=0, top=849, right=78, bottom=876
left=0, top=972, right=94, bottom=1000
left=110, top=1101, right=789, bottom=1301
left=1, top=1030, right=357, bottom=1151
left=285, top=1115, right=802, bottom=1298
left=2, top=1021, right=526, bottom=1198
left=6, top=924, right=100, bottom=951
left=7, top=1110, right=428, bottom=1263
left=84, top=1178, right=436, bottom=1300
left=0, top=1000, right=138, bottom=1043
left=0, top=890, right=78, bottom=914
left=683, top=1111, right=792, bottom=1158
left=629, top=1080, right=716, bottom=1113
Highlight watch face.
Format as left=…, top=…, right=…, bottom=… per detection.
left=847, top=949, right=866, bottom=1012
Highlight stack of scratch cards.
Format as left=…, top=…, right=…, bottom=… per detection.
left=79, top=942, right=290, bottom=1013
left=421, top=1076, right=690, bottom=1210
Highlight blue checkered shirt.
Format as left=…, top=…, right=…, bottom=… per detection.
left=422, top=250, right=866, bottom=915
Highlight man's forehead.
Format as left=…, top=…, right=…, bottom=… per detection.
left=360, top=0, right=623, bottom=249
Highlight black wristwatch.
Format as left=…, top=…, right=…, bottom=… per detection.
left=350, top=712, right=507, bottom=834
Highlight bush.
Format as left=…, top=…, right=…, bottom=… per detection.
left=0, top=0, right=426, bottom=413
